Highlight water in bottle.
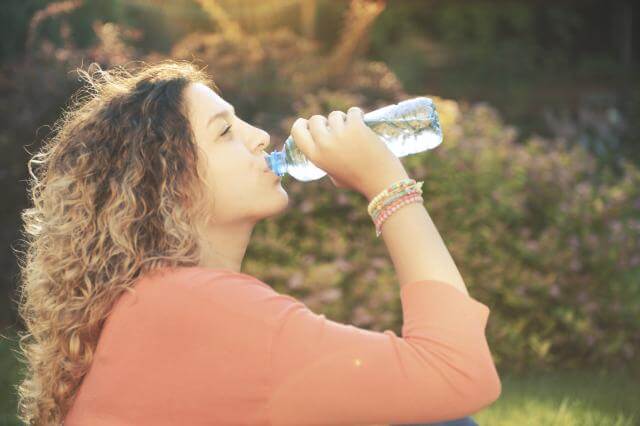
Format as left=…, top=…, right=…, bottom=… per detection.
left=264, top=97, right=442, bottom=181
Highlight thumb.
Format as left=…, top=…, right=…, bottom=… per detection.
left=329, top=175, right=347, bottom=188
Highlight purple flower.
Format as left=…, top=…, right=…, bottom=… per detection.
left=623, top=344, right=635, bottom=358
left=610, top=220, right=623, bottom=234
left=371, top=257, right=388, bottom=269
left=300, top=199, right=314, bottom=213
left=320, top=288, right=342, bottom=303
left=336, top=193, right=350, bottom=206
left=287, top=272, right=304, bottom=289
left=577, top=291, right=589, bottom=304
left=570, top=258, right=582, bottom=272
left=584, top=301, right=598, bottom=313
left=334, top=257, right=353, bottom=272
left=569, top=236, right=580, bottom=249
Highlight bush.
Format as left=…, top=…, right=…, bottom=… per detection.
left=248, top=97, right=640, bottom=374
left=2, top=10, right=638, bottom=374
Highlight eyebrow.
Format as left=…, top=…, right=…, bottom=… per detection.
left=206, top=106, right=236, bottom=129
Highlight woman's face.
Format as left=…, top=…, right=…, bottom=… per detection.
left=184, top=82, right=288, bottom=224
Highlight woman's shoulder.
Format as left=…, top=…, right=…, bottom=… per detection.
left=116, top=265, right=282, bottom=326
left=134, top=265, right=274, bottom=293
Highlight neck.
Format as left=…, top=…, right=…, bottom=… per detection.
left=196, top=219, right=255, bottom=273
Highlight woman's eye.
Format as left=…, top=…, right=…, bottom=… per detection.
left=220, top=124, right=232, bottom=137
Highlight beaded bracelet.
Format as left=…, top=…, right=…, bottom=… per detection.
left=373, top=192, right=421, bottom=223
left=372, top=190, right=421, bottom=222
left=374, top=194, right=423, bottom=231
left=368, top=178, right=423, bottom=217
left=366, top=177, right=424, bottom=237
left=374, top=194, right=423, bottom=237
left=370, top=184, right=423, bottom=222
left=367, top=178, right=417, bottom=216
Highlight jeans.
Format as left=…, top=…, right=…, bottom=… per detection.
left=391, top=416, right=479, bottom=426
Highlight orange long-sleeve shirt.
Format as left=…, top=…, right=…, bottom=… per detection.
left=64, top=265, right=501, bottom=426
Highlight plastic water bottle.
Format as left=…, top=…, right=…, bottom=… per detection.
left=264, top=96, right=442, bottom=181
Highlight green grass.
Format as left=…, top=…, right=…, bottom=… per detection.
left=1, top=326, right=638, bottom=426
left=475, top=370, right=639, bottom=426
left=0, top=327, right=22, bottom=426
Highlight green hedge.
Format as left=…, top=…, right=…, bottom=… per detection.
left=248, top=97, right=640, bottom=373
left=1, top=11, right=638, bottom=375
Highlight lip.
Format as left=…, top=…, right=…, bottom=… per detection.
left=264, top=168, right=281, bottom=182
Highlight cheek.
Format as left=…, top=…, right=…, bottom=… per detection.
left=208, top=161, right=260, bottom=205
left=203, top=144, right=263, bottom=204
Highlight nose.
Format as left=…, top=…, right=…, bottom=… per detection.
left=256, top=128, right=270, bottom=151
left=254, top=128, right=272, bottom=171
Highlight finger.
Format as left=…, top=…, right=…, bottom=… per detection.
left=329, top=175, right=345, bottom=188
left=308, top=114, right=331, bottom=145
left=328, top=110, right=347, bottom=134
left=346, top=106, right=365, bottom=129
left=290, top=117, right=317, bottom=159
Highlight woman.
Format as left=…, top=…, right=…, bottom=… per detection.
left=15, top=60, right=499, bottom=425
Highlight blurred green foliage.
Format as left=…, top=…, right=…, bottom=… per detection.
left=252, top=96, right=640, bottom=373
left=368, top=1, right=639, bottom=169
left=1, top=0, right=638, bottom=381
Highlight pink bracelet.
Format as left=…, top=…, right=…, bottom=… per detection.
left=374, top=194, right=422, bottom=227
left=373, top=192, right=420, bottom=224
left=374, top=194, right=423, bottom=237
left=375, top=195, right=422, bottom=228
left=375, top=196, right=422, bottom=237
left=371, top=186, right=422, bottom=222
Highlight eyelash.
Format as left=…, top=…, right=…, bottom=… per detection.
left=221, top=124, right=232, bottom=137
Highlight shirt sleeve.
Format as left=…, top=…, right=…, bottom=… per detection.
left=266, top=279, right=501, bottom=426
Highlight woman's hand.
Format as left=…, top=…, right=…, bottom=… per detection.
left=290, top=107, right=407, bottom=198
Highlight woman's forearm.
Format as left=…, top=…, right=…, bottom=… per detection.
left=364, top=171, right=469, bottom=295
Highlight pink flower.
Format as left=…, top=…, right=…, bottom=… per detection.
left=334, top=257, right=353, bottom=272
left=363, top=269, right=377, bottom=281
left=320, top=288, right=342, bottom=303
left=371, top=257, right=388, bottom=269
left=610, top=220, right=623, bottom=234
left=623, top=343, right=635, bottom=359
left=300, top=199, right=314, bottom=213
left=287, top=272, right=304, bottom=289
left=584, top=302, right=598, bottom=313
left=577, top=291, right=589, bottom=304
left=336, top=193, right=350, bottom=206
left=525, top=240, right=539, bottom=251
left=569, top=235, right=580, bottom=249
left=353, top=306, right=374, bottom=326
left=570, top=258, right=582, bottom=272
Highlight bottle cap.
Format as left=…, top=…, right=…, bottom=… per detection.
left=264, top=150, right=287, bottom=176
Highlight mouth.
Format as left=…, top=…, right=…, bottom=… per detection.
left=264, top=168, right=282, bottom=182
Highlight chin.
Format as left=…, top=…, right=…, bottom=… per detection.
left=269, top=188, right=289, bottom=215
left=275, top=188, right=289, bottom=207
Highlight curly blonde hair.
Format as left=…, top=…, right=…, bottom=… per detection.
left=14, top=60, right=220, bottom=425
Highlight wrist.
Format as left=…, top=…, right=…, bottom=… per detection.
left=362, top=167, right=411, bottom=202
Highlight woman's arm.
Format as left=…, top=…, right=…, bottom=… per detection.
left=265, top=169, right=502, bottom=424
left=362, top=168, right=469, bottom=296
left=267, top=278, right=500, bottom=425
